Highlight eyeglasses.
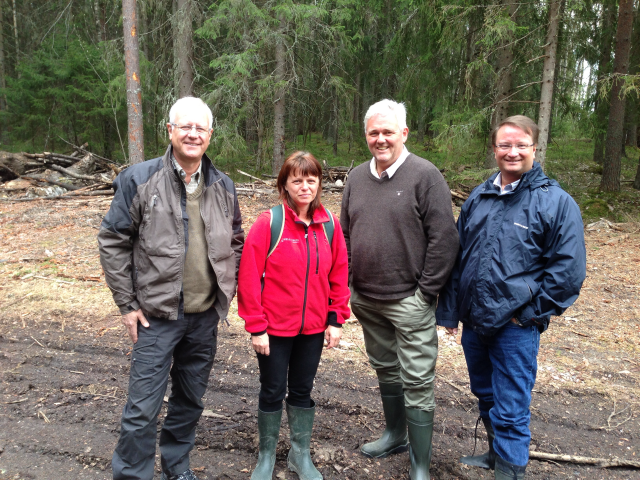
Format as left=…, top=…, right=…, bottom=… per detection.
left=170, top=123, right=211, bottom=136
left=495, top=143, right=534, bottom=151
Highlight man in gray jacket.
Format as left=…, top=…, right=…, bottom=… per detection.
left=341, top=99, right=458, bottom=480
left=98, top=97, right=244, bottom=480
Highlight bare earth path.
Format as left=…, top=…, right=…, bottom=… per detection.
left=0, top=193, right=638, bottom=480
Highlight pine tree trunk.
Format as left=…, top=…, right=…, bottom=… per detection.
left=633, top=159, right=640, bottom=190
left=11, top=0, right=17, bottom=77
left=625, top=10, right=640, bottom=150
left=600, top=0, right=634, bottom=192
left=272, top=16, right=286, bottom=175
left=173, top=0, right=193, bottom=98
left=484, top=0, right=518, bottom=169
left=593, top=0, right=616, bottom=165
left=333, top=87, right=338, bottom=157
left=536, top=0, right=562, bottom=169
left=0, top=0, right=6, bottom=112
left=123, top=0, right=145, bottom=164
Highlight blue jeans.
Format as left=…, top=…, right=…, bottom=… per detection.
left=461, top=321, right=540, bottom=467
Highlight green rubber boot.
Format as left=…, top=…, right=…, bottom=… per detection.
left=360, top=383, right=409, bottom=458
left=406, top=407, right=434, bottom=480
left=251, top=408, right=283, bottom=480
left=460, top=416, right=496, bottom=469
left=286, top=400, right=322, bottom=480
left=494, top=456, right=526, bottom=480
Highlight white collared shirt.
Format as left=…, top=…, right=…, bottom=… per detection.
left=370, top=147, right=410, bottom=179
left=493, top=172, right=521, bottom=195
left=172, top=154, right=202, bottom=194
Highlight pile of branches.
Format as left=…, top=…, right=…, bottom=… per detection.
left=234, top=162, right=355, bottom=197
left=0, top=142, right=121, bottom=201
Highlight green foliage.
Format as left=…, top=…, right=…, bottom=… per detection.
left=2, top=37, right=127, bottom=159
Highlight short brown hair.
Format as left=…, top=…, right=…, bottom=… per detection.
left=491, top=115, right=539, bottom=145
left=277, top=151, right=323, bottom=218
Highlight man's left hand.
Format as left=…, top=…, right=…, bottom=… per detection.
left=325, top=326, right=342, bottom=349
left=445, top=327, right=458, bottom=336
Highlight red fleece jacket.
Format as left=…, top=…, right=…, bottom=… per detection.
left=238, top=203, right=350, bottom=337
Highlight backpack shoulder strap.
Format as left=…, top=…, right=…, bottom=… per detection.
left=322, top=206, right=334, bottom=248
left=267, top=204, right=285, bottom=258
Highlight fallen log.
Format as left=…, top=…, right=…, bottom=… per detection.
left=529, top=451, right=640, bottom=469
left=0, top=189, right=114, bottom=202
left=22, top=176, right=81, bottom=191
left=47, top=164, right=101, bottom=182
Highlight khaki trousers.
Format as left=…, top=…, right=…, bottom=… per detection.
left=351, top=289, right=438, bottom=411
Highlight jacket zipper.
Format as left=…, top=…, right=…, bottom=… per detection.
left=313, top=231, right=319, bottom=274
left=299, top=225, right=311, bottom=334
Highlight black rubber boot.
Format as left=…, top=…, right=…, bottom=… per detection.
left=494, top=455, right=526, bottom=480
left=286, top=400, right=322, bottom=480
left=406, top=407, right=434, bottom=480
left=360, top=383, right=409, bottom=458
left=251, top=408, right=283, bottom=480
left=460, top=416, right=496, bottom=469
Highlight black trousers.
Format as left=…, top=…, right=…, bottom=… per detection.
left=112, top=306, right=219, bottom=480
left=256, top=332, right=324, bottom=412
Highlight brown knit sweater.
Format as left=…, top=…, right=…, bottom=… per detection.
left=340, top=153, right=459, bottom=304
left=183, top=180, right=218, bottom=313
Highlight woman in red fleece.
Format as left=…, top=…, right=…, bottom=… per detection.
left=238, top=151, right=350, bottom=480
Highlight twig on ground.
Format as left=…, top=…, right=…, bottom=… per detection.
left=37, top=410, right=50, bottom=423
left=529, top=451, right=640, bottom=468
left=0, top=292, right=34, bottom=310
left=437, top=374, right=469, bottom=395
left=33, top=275, right=73, bottom=284
left=30, top=336, right=45, bottom=348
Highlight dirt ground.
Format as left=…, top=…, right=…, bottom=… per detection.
left=0, top=192, right=638, bottom=480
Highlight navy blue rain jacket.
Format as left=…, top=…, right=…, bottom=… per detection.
left=436, top=162, right=586, bottom=336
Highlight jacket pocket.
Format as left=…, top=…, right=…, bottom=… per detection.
left=140, top=194, right=181, bottom=257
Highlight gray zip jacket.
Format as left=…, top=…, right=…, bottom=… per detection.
left=98, top=145, right=244, bottom=321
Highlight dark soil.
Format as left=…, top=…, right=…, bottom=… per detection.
left=0, top=193, right=638, bottom=480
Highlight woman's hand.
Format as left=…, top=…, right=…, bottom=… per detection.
left=252, top=333, right=270, bottom=356
left=325, top=325, right=342, bottom=349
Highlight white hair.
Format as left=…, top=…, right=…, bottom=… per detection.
left=363, top=99, right=407, bottom=133
left=169, top=96, right=213, bottom=130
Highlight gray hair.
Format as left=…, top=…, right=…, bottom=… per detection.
left=363, top=99, right=408, bottom=133
left=169, top=96, right=213, bottom=130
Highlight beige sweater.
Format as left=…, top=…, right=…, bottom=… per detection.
left=183, top=180, right=218, bottom=313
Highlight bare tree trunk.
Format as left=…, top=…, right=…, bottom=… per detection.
left=272, top=16, right=286, bottom=175
left=593, top=0, right=616, bottom=164
left=333, top=87, right=338, bottom=157
left=536, top=0, right=562, bottom=169
left=173, top=0, right=193, bottom=98
left=600, top=0, right=634, bottom=192
left=256, top=98, right=265, bottom=170
left=485, top=0, right=518, bottom=169
left=625, top=10, right=639, bottom=150
left=0, top=0, right=6, bottom=112
left=11, top=0, right=17, bottom=76
left=123, top=0, right=145, bottom=164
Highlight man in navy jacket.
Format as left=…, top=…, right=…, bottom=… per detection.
left=436, top=115, right=586, bottom=480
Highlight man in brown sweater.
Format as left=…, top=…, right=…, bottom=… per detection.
left=340, top=99, right=458, bottom=480
left=99, top=97, right=244, bottom=480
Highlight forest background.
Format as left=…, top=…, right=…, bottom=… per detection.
left=1, top=0, right=639, bottom=221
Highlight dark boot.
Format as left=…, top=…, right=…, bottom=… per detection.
left=286, top=400, right=322, bottom=480
left=494, top=455, right=526, bottom=480
left=460, top=416, right=496, bottom=469
left=360, top=383, right=409, bottom=458
left=251, top=408, right=283, bottom=480
left=406, top=407, right=434, bottom=480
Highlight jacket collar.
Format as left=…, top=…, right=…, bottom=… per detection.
left=284, top=202, right=330, bottom=224
left=162, top=144, right=219, bottom=187
left=483, top=162, right=551, bottom=195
